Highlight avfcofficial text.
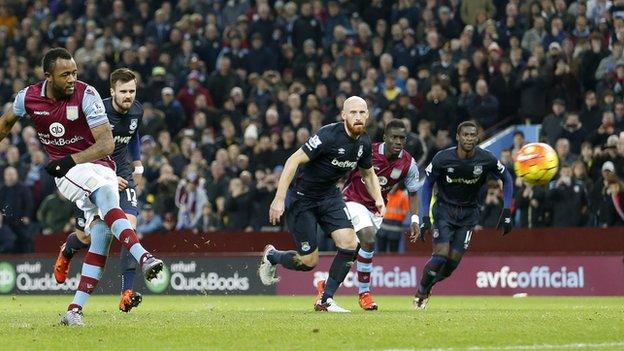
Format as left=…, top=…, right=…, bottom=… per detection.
left=476, top=266, right=585, bottom=289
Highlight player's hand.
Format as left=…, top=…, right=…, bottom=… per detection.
left=44, top=155, right=76, bottom=178
left=374, top=200, right=386, bottom=217
left=117, top=177, right=128, bottom=191
left=132, top=173, right=142, bottom=188
left=418, top=216, right=432, bottom=242
left=269, top=197, right=285, bottom=225
left=409, top=222, right=421, bottom=243
left=497, top=208, right=513, bottom=236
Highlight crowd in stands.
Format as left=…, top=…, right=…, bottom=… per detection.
left=2, top=0, right=624, bottom=254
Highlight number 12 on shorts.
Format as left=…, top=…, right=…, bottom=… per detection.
left=125, top=188, right=138, bottom=206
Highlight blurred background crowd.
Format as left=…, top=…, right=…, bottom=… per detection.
left=1, top=0, right=624, bottom=254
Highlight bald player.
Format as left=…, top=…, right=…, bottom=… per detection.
left=258, top=96, right=385, bottom=312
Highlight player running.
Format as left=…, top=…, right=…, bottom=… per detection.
left=0, top=48, right=162, bottom=326
left=336, top=119, right=421, bottom=310
left=258, top=96, right=385, bottom=313
left=414, top=121, right=513, bottom=309
left=53, top=68, right=146, bottom=313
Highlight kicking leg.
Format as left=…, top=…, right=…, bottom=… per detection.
left=91, top=186, right=162, bottom=280
left=61, top=220, right=112, bottom=326
left=118, top=213, right=142, bottom=312
left=54, top=230, right=90, bottom=284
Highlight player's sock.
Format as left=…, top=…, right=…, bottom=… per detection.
left=267, top=249, right=311, bottom=271
left=62, top=232, right=89, bottom=259
left=68, top=221, right=112, bottom=310
left=92, top=186, right=151, bottom=266
left=433, top=258, right=459, bottom=283
left=120, top=247, right=136, bottom=292
left=356, top=247, right=374, bottom=294
left=321, top=248, right=357, bottom=302
left=417, top=254, right=447, bottom=296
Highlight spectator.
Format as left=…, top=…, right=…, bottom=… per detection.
left=422, top=83, right=455, bottom=132
left=156, top=86, right=187, bottom=136
left=541, top=99, right=567, bottom=146
left=559, top=112, right=588, bottom=155
left=136, top=204, right=164, bottom=235
left=36, top=190, right=73, bottom=235
left=555, top=138, right=578, bottom=166
left=477, top=182, right=504, bottom=228
left=546, top=165, right=588, bottom=227
left=223, top=177, right=253, bottom=231
left=194, top=203, right=223, bottom=233
left=467, top=79, right=499, bottom=129
left=377, top=186, right=409, bottom=253
left=175, top=172, right=208, bottom=230
left=148, top=163, right=179, bottom=218
left=176, top=71, right=214, bottom=119
left=0, top=167, right=33, bottom=253
left=489, top=59, right=519, bottom=120
left=246, top=32, right=277, bottom=74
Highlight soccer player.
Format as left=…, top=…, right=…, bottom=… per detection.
left=339, top=119, right=421, bottom=310
left=414, top=121, right=513, bottom=309
left=258, top=96, right=385, bottom=312
left=0, top=48, right=162, bottom=326
left=53, top=68, right=146, bottom=312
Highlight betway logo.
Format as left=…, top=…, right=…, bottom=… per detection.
left=446, top=175, right=480, bottom=184
left=476, top=266, right=584, bottom=289
left=313, top=266, right=417, bottom=289
left=331, top=158, right=357, bottom=169
left=114, top=135, right=132, bottom=144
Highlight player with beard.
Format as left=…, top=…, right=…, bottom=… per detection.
left=414, top=121, right=513, bottom=309
left=330, top=119, right=422, bottom=310
left=258, top=96, right=385, bottom=312
left=53, top=68, right=146, bottom=312
left=0, top=48, right=162, bottom=326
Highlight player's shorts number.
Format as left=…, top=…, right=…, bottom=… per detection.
left=125, top=188, right=138, bottom=206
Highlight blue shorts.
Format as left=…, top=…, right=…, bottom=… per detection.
left=74, top=186, right=139, bottom=231
left=285, top=189, right=353, bottom=255
left=432, top=201, right=479, bottom=254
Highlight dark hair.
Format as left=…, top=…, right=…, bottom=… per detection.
left=457, top=120, right=478, bottom=133
left=384, top=119, right=406, bottom=134
left=110, top=68, right=137, bottom=88
left=42, top=48, right=73, bottom=74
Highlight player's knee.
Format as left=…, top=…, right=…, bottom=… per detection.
left=357, top=230, right=376, bottom=251
left=334, top=234, right=358, bottom=250
left=91, top=185, right=120, bottom=213
left=432, top=244, right=450, bottom=257
left=76, top=230, right=90, bottom=244
left=298, top=253, right=319, bottom=268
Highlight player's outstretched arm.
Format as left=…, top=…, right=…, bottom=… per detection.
left=269, top=148, right=310, bottom=225
left=417, top=176, right=434, bottom=242
left=71, top=123, right=115, bottom=164
left=360, top=166, right=386, bottom=217
left=0, top=107, right=19, bottom=142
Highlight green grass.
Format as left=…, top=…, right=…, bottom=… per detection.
left=0, top=295, right=622, bottom=350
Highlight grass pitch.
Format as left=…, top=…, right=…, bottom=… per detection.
left=0, top=295, right=622, bottom=351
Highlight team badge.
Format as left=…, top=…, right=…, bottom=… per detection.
left=390, top=168, right=402, bottom=179
left=301, top=242, right=311, bottom=252
left=66, top=106, right=79, bottom=121
left=378, top=176, right=388, bottom=186
left=447, top=167, right=454, bottom=173
left=433, top=229, right=439, bottom=238
left=129, top=118, right=138, bottom=131
left=473, top=165, right=483, bottom=176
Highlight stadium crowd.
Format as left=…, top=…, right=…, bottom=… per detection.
left=1, top=0, right=624, bottom=254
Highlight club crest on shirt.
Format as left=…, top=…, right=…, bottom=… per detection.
left=390, top=168, right=402, bottom=179
left=66, top=106, right=79, bottom=121
left=129, top=118, right=138, bottom=131
left=473, top=165, right=483, bottom=176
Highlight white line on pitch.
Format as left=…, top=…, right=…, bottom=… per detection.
left=382, top=341, right=624, bottom=351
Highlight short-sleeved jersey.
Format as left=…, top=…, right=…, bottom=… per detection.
left=13, top=80, right=114, bottom=170
left=105, top=98, right=143, bottom=185
left=343, top=142, right=421, bottom=212
left=295, top=122, right=372, bottom=198
left=425, top=146, right=506, bottom=207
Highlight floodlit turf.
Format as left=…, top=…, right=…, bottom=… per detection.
left=0, top=295, right=622, bottom=351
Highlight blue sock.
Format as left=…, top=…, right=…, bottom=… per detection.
left=322, top=277, right=340, bottom=303
left=418, top=254, right=447, bottom=295
left=120, top=247, right=136, bottom=292
left=321, top=248, right=357, bottom=302
left=268, top=249, right=305, bottom=271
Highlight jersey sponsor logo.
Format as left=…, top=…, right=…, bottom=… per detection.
left=39, top=135, right=84, bottom=147
left=129, top=118, right=138, bottom=131
left=473, top=165, right=483, bottom=176
left=331, top=158, right=357, bottom=169
left=49, top=122, right=65, bottom=137
left=33, top=110, right=50, bottom=116
left=66, top=106, right=79, bottom=121
left=114, top=135, right=133, bottom=144
left=446, top=175, right=480, bottom=184
left=305, top=135, right=322, bottom=150
left=390, top=168, right=402, bottom=179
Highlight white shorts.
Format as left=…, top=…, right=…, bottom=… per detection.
left=55, top=163, right=118, bottom=232
left=346, top=201, right=383, bottom=233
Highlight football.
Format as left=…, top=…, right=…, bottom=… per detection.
left=514, top=142, right=559, bottom=186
